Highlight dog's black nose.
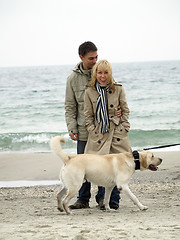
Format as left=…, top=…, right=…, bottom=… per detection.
left=159, top=158, right=163, bottom=163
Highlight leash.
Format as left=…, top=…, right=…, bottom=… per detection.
left=143, top=143, right=180, bottom=151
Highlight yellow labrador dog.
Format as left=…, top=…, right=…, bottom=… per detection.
left=50, top=136, right=162, bottom=214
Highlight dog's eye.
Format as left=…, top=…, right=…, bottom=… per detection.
left=152, top=154, right=154, bottom=158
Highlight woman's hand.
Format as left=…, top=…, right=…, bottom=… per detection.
left=116, top=105, right=121, bottom=118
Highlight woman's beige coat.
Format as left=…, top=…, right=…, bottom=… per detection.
left=84, top=83, right=132, bottom=155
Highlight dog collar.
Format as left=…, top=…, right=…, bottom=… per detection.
left=133, top=151, right=140, bottom=170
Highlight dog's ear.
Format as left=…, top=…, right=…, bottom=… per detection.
left=139, top=152, right=148, bottom=169
left=137, top=148, right=143, bottom=152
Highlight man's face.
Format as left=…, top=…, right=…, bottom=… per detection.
left=80, top=51, right=98, bottom=70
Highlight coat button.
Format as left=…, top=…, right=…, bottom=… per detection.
left=110, top=104, right=114, bottom=108
left=117, top=138, right=120, bottom=141
left=98, top=140, right=101, bottom=144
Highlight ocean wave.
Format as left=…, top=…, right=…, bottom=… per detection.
left=0, top=132, right=76, bottom=152
left=0, top=129, right=179, bottom=153
left=129, top=129, right=180, bottom=149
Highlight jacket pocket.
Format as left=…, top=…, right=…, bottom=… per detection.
left=73, top=86, right=85, bottom=102
left=89, top=125, right=104, bottom=140
left=114, top=124, right=128, bottom=137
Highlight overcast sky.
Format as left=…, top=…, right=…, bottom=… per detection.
left=0, top=0, right=180, bottom=67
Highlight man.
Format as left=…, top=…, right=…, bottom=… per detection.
left=65, top=41, right=120, bottom=210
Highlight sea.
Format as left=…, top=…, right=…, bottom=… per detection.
left=0, top=60, right=180, bottom=154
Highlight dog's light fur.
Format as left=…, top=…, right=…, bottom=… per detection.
left=50, top=136, right=162, bottom=214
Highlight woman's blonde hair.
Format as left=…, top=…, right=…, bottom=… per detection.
left=88, top=59, right=115, bottom=91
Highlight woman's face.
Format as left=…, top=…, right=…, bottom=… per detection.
left=96, top=67, right=109, bottom=85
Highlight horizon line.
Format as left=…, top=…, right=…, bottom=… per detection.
left=0, top=59, right=180, bottom=69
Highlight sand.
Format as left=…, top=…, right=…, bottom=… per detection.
left=0, top=151, right=180, bottom=240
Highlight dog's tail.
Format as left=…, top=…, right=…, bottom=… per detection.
left=50, top=136, right=70, bottom=164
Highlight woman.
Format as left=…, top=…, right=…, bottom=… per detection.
left=84, top=59, right=132, bottom=209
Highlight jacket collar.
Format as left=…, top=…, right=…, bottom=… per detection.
left=73, top=62, right=91, bottom=77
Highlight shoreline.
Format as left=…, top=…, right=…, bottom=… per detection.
left=0, top=150, right=179, bottom=186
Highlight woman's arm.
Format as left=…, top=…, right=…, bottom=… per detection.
left=119, top=86, right=130, bottom=131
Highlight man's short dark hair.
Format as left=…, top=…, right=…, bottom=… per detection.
left=78, top=41, right=97, bottom=57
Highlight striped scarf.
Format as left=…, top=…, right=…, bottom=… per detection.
left=95, top=81, right=109, bottom=133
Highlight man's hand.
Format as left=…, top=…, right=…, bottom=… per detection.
left=116, top=105, right=121, bottom=118
left=69, top=133, right=78, bottom=141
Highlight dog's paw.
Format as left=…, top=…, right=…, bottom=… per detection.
left=140, top=205, right=148, bottom=211
left=106, top=207, right=111, bottom=212
left=57, top=207, right=64, bottom=212
left=66, top=211, right=73, bottom=215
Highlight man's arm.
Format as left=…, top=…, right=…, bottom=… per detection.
left=65, top=77, right=78, bottom=140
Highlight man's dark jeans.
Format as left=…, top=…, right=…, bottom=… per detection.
left=95, top=186, right=120, bottom=206
left=76, top=140, right=120, bottom=206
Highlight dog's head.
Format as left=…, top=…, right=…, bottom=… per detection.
left=139, top=151, right=162, bottom=171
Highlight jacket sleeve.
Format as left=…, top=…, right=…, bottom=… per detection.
left=119, top=86, right=130, bottom=131
left=84, top=89, right=96, bottom=132
left=65, top=76, right=78, bottom=133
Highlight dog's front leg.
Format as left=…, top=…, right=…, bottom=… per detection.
left=122, top=184, right=148, bottom=211
left=104, top=187, right=114, bottom=211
